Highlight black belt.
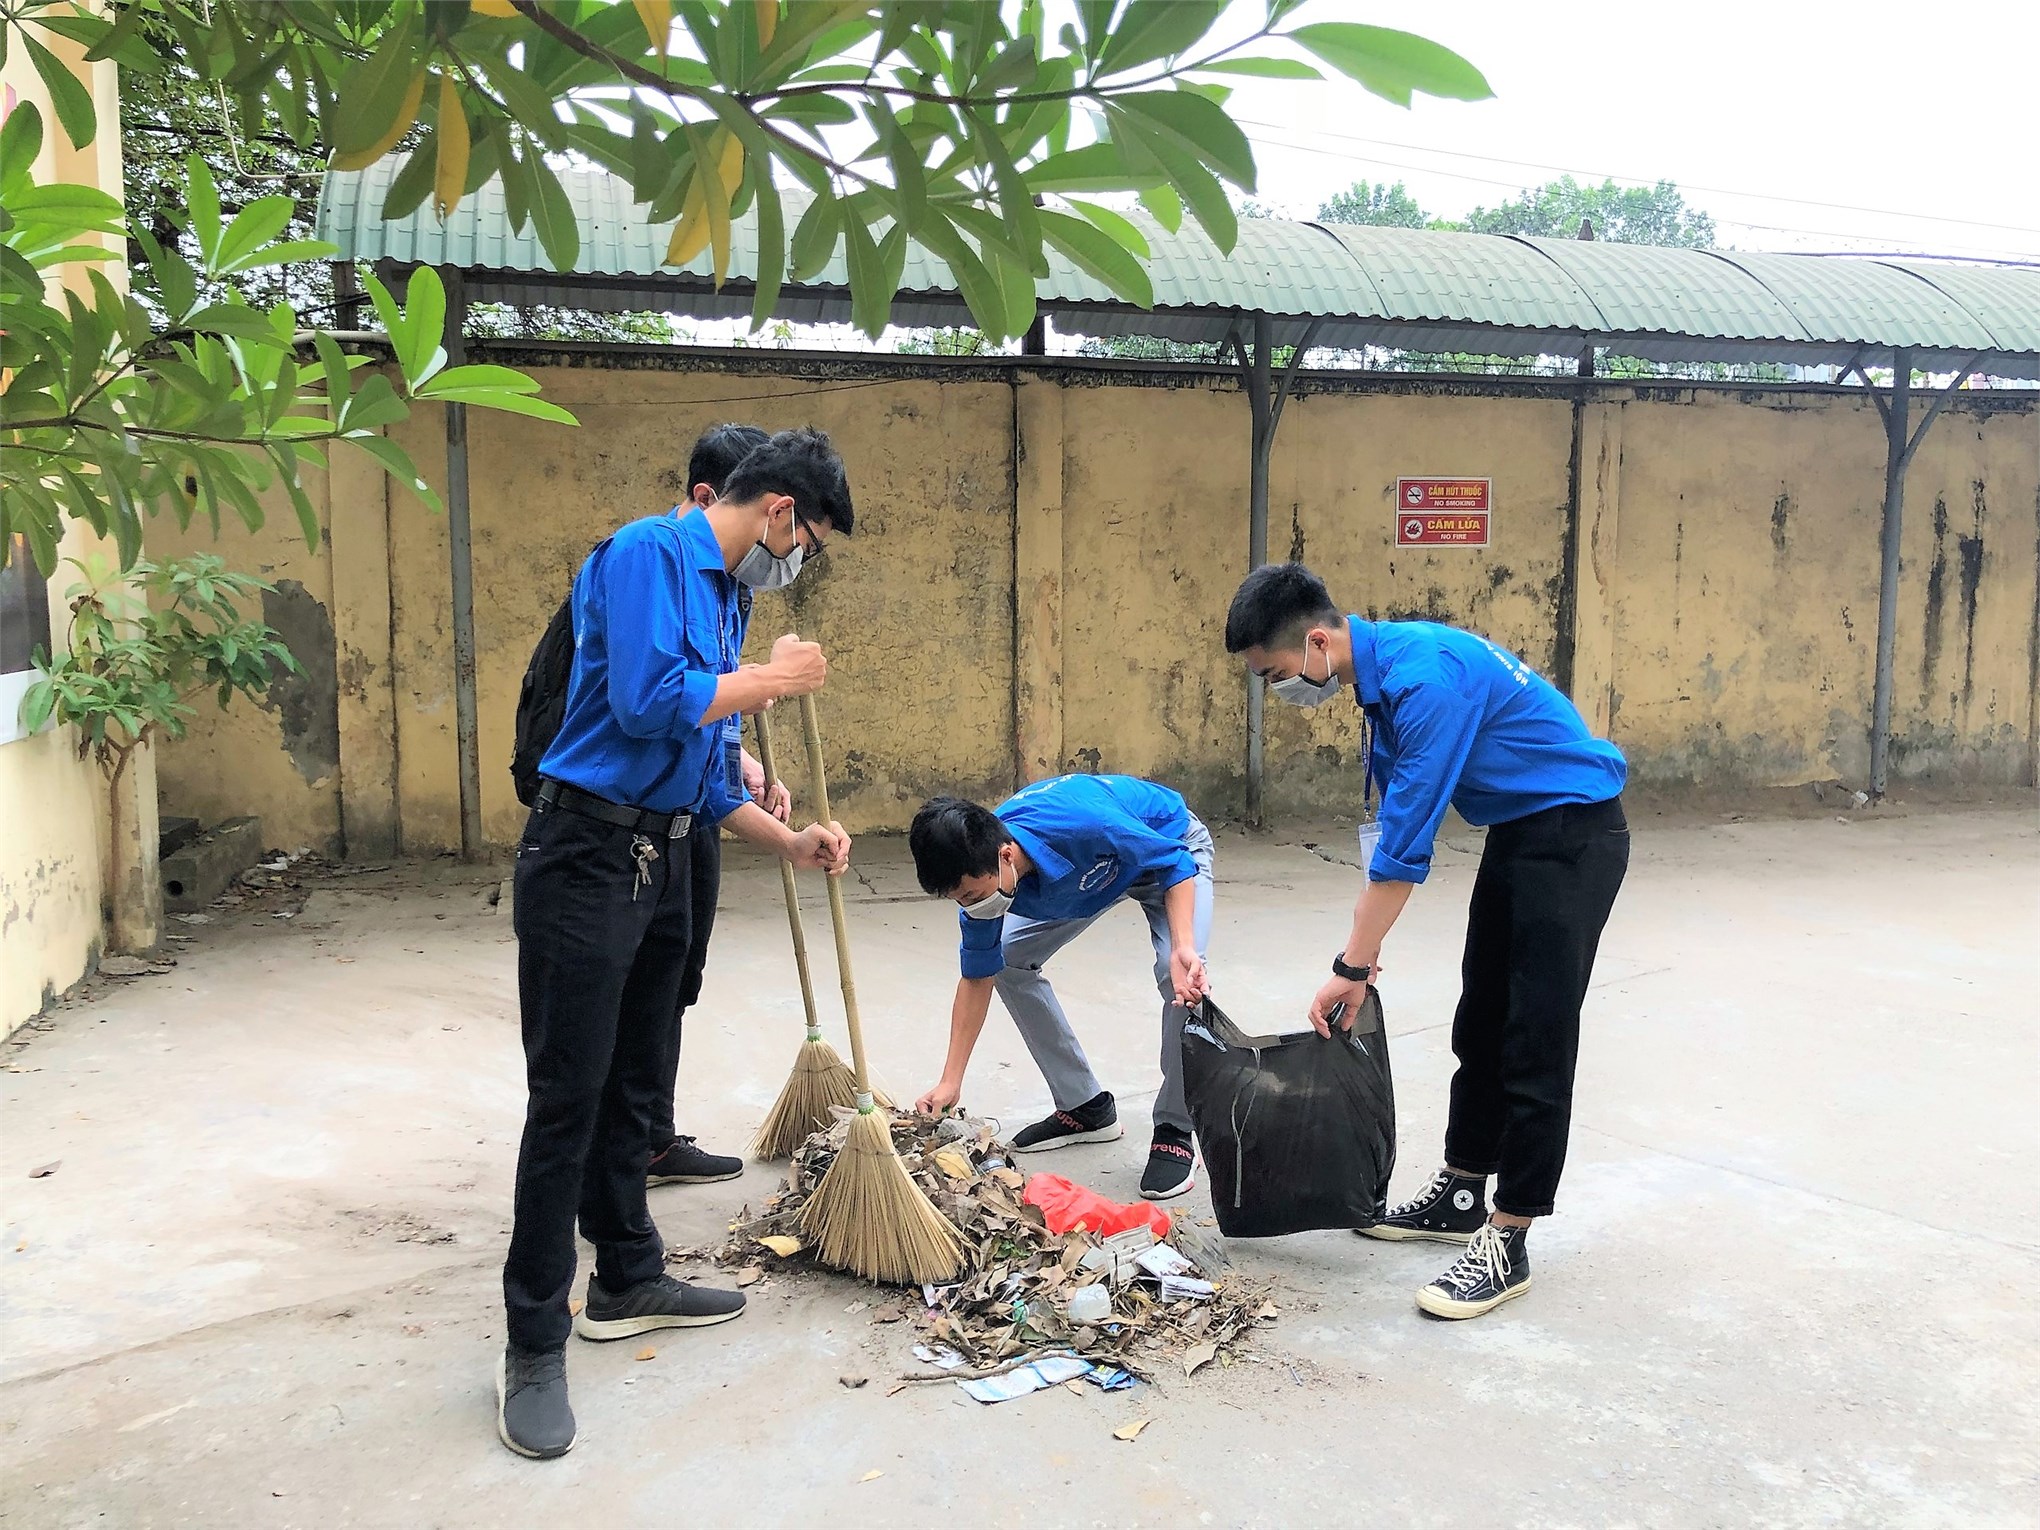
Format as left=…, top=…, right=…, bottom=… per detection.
left=535, top=779, right=692, bottom=838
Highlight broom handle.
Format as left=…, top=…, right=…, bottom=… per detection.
left=798, top=692, right=873, bottom=1096
left=753, top=707, right=821, bottom=1037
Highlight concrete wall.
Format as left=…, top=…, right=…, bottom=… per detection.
left=1, top=28, right=141, bottom=1032
left=148, top=352, right=2040, bottom=856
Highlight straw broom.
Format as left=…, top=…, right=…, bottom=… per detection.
left=795, top=692, right=964, bottom=1285
left=752, top=705, right=856, bottom=1159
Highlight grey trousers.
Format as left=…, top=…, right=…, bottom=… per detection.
left=993, top=815, right=1214, bottom=1136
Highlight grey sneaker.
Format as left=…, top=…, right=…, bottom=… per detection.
left=647, top=1135, right=743, bottom=1186
left=1416, top=1223, right=1532, bottom=1319
left=1357, top=1167, right=1488, bottom=1244
left=496, top=1346, right=575, bottom=1459
left=572, top=1273, right=747, bottom=1342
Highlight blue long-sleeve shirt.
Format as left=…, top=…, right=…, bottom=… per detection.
left=1352, top=616, right=1626, bottom=883
left=957, top=775, right=1197, bottom=979
left=536, top=509, right=752, bottom=821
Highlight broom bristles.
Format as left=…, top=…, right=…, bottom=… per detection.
left=800, top=1107, right=964, bottom=1285
left=754, top=1034, right=858, bottom=1159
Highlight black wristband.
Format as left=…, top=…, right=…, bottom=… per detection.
left=1331, top=954, right=1372, bottom=982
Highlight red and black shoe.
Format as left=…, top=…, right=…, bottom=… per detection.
left=1139, top=1125, right=1197, bottom=1201
left=1011, top=1090, right=1122, bottom=1153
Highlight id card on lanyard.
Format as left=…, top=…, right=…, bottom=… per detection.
left=1356, top=712, right=1381, bottom=870
left=720, top=587, right=750, bottom=800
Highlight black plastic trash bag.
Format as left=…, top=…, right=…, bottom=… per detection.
left=1180, top=992, right=1396, bottom=1239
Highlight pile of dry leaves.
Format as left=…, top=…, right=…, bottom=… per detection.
left=714, top=1110, right=1277, bottom=1380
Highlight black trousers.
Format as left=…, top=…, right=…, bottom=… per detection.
left=1443, top=795, right=1629, bottom=1217
left=503, top=799, right=698, bottom=1353
left=648, top=824, right=721, bottom=1151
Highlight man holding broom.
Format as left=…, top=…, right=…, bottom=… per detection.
left=908, top=776, right=1214, bottom=1201
left=1223, top=562, right=1628, bottom=1322
left=499, top=428, right=855, bottom=1460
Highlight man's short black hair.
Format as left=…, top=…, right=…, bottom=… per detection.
left=688, top=422, right=768, bottom=497
left=909, top=796, right=1013, bottom=895
left=720, top=426, right=855, bottom=535
left=1224, top=562, right=1341, bottom=653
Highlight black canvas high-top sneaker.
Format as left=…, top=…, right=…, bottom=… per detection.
left=1357, top=1167, right=1489, bottom=1243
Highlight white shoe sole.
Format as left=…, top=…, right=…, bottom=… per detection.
left=1356, top=1223, right=1477, bottom=1244
left=647, top=1169, right=743, bottom=1185
left=1415, top=1275, right=1533, bottom=1320
left=573, top=1304, right=747, bottom=1342
left=1139, top=1170, right=1196, bottom=1202
left=1011, top=1123, right=1124, bottom=1153
left=496, top=1352, right=576, bottom=1459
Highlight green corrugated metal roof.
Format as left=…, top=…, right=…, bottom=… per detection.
left=317, top=159, right=2040, bottom=376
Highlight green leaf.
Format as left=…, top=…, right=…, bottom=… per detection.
left=22, top=681, right=56, bottom=734
left=22, top=34, right=97, bottom=150
left=419, top=389, right=576, bottom=425
left=1137, top=183, right=1181, bottom=233
left=749, top=169, right=785, bottom=330
left=528, top=155, right=581, bottom=271
left=398, top=265, right=448, bottom=384
left=339, top=372, right=410, bottom=432
left=866, top=99, right=925, bottom=233
left=1064, top=198, right=1149, bottom=258
left=841, top=208, right=889, bottom=336
left=914, top=214, right=1009, bottom=342
left=1025, top=143, right=1161, bottom=195
left=966, top=108, right=1042, bottom=274
left=1095, top=0, right=1226, bottom=78
left=1109, top=110, right=1235, bottom=250
left=789, top=192, right=840, bottom=283
left=185, top=156, right=223, bottom=267
left=1193, top=56, right=1322, bottom=80
left=1075, top=0, right=1115, bottom=64
left=0, top=104, right=44, bottom=199
left=1040, top=210, right=1152, bottom=307
left=313, top=332, right=353, bottom=422
left=416, top=363, right=541, bottom=396
left=988, top=246, right=1036, bottom=339
left=346, top=432, right=442, bottom=514
left=331, top=15, right=422, bottom=155
left=381, top=147, right=436, bottom=222
left=222, top=238, right=341, bottom=275
left=212, top=194, right=296, bottom=274
left=1285, top=22, right=1494, bottom=106
left=184, top=303, right=290, bottom=341
left=135, top=228, right=198, bottom=321
left=1109, top=90, right=1256, bottom=190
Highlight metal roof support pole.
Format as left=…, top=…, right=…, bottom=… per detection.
left=1863, top=349, right=1985, bottom=797
left=442, top=266, right=485, bottom=860
left=1243, top=313, right=1274, bottom=827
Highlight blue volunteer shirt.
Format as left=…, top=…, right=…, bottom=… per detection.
left=957, top=775, right=1197, bottom=980
left=536, top=509, right=752, bottom=821
left=1353, top=616, right=1626, bottom=884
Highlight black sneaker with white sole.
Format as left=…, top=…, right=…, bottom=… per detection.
left=572, top=1273, right=747, bottom=1342
left=496, top=1345, right=575, bottom=1459
left=1139, top=1126, right=1197, bottom=1201
left=1011, top=1090, right=1122, bottom=1153
left=1356, top=1167, right=1489, bottom=1243
left=646, top=1135, right=743, bottom=1186
left=1416, top=1223, right=1531, bottom=1319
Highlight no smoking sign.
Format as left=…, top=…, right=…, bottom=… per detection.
left=1395, top=477, right=1491, bottom=547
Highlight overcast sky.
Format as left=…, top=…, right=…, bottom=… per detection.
left=1224, top=0, right=2040, bottom=262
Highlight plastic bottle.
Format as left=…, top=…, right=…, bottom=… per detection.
left=1066, top=1284, right=1112, bottom=1324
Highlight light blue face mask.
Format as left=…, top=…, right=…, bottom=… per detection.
left=731, top=538, right=805, bottom=590
left=961, top=859, right=1015, bottom=920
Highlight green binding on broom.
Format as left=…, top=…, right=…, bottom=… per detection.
left=794, top=691, right=964, bottom=1285
left=753, top=705, right=887, bottom=1159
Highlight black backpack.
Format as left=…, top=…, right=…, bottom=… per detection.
left=511, top=594, right=576, bottom=808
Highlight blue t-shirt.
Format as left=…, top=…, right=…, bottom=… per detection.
left=537, top=509, right=752, bottom=820
left=1353, top=616, right=1626, bottom=883
left=957, top=775, right=1197, bottom=979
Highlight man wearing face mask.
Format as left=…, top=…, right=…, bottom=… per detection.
left=908, top=777, right=1214, bottom=1202
left=1225, top=562, right=1627, bottom=1323
left=498, top=427, right=854, bottom=1460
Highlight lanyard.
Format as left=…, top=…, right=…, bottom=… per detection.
left=1362, top=710, right=1376, bottom=820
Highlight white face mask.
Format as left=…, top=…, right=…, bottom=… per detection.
left=960, top=858, right=1014, bottom=921
left=1269, top=640, right=1339, bottom=707
left=732, top=538, right=804, bottom=589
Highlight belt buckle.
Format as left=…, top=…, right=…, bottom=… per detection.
left=668, top=813, right=691, bottom=840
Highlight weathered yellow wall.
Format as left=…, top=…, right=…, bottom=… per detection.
left=1, top=25, right=137, bottom=1032
left=154, top=357, right=2039, bottom=861
left=1612, top=389, right=2038, bottom=786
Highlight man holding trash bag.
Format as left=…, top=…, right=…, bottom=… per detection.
left=500, top=428, right=855, bottom=1459
left=908, top=776, right=1213, bottom=1201
left=1224, top=562, right=1629, bottom=1321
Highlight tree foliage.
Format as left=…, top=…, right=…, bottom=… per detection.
left=1461, top=175, right=1716, bottom=246
left=1317, top=177, right=1428, bottom=229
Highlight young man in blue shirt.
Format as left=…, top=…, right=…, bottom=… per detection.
left=498, top=429, right=854, bottom=1459
left=1226, top=562, right=1629, bottom=1321
left=908, top=776, right=1213, bottom=1201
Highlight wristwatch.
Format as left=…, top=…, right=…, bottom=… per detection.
left=1331, top=954, right=1373, bottom=982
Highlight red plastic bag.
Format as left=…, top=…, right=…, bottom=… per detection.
left=1022, top=1172, right=1172, bottom=1239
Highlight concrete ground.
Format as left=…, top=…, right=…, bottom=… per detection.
left=1, top=802, right=2036, bottom=1528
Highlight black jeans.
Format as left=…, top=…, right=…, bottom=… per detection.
left=1443, top=795, right=1629, bottom=1218
left=648, top=824, right=721, bottom=1152
left=503, top=799, right=698, bottom=1353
